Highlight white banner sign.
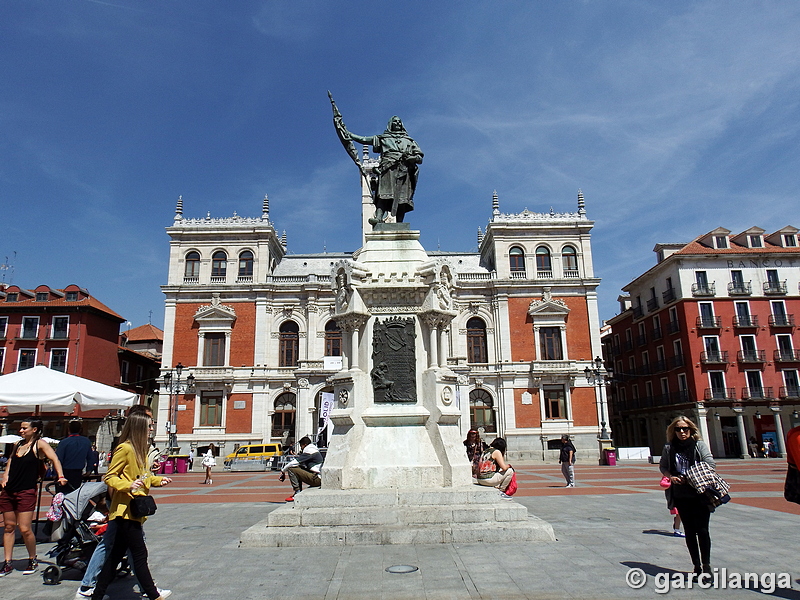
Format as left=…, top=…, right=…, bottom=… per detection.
left=317, top=392, right=335, bottom=435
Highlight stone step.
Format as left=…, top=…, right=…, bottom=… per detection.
left=241, top=516, right=556, bottom=547
left=291, top=486, right=501, bottom=509
left=267, top=502, right=528, bottom=527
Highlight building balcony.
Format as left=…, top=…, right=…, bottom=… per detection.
left=636, top=334, right=647, bottom=346
left=667, top=320, right=680, bottom=334
left=741, top=387, right=774, bottom=400
left=652, top=326, right=663, bottom=340
left=632, top=305, right=644, bottom=319
left=727, top=281, right=752, bottom=295
left=769, top=314, right=795, bottom=328
left=563, top=269, right=580, bottom=278
left=653, top=390, right=691, bottom=407
left=669, top=354, right=685, bottom=368
left=510, top=270, right=527, bottom=279
left=733, top=315, right=759, bottom=328
left=210, top=276, right=227, bottom=284
left=536, top=271, right=553, bottom=279
left=737, top=350, right=766, bottom=363
left=637, top=364, right=651, bottom=376
left=652, top=359, right=667, bottom=373
left=763, top=281, right=788, bottom=295
left=236, top=276, right=254, bottom=283
left=700, top=351, right=728, bottom=364
left=183, top=276, right=200, bottom=284
left=46, top=335, right=70, bottom=341
left=646, top=297, right=659, bottom=312
left=623, top=340, right=633, bottom=352
left=705, top=387, right=736, bottom=401
left=779, top=386, right=800, bottom=400
left=662, top=287, right=677, bottom=304
left=774, top=349, right=800, bottom=362
left=696, top=316, right=722, bottom=329
left=691, top=283, right=716, bottom=297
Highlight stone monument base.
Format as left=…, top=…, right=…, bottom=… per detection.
left=240, top=487, right=555, bottom=547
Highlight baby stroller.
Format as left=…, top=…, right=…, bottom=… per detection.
left=42, top=481, right=129, bottom=584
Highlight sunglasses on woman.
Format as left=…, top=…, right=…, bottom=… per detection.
left=675, top=426, right=692, bottom=433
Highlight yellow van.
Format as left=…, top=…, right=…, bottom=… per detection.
left=223, top=443, right=282, bottom=467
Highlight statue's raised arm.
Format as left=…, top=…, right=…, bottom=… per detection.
left=328, top=94, right=423, bottom=225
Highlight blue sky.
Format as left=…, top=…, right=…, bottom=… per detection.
left=2, top=1, right=799, bottom=329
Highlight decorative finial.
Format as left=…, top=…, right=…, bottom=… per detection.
left=549, top=206, right=555, bottom=215
left=492, top=190, right=499, bottom=216
left=262, top=194, right=270, bottom=220
left=281, top=230, right=287, bottom=248
left=577, top=189, right=586, bottom=216
left=477, top=226, right=484, bottom=245
left=362, top=144, right=370, bottom=161
left=174, top=195, right=183, bottom=221
left=206, top=211, right=211, bottom=221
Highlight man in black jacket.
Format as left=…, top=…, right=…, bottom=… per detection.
left=279, top=436, right=323, bottom=502
left=559, top=434, right=576, bottom=488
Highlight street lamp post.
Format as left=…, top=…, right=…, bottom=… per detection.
left=585, top=356, right=612, bottom=441
left=163, top=363, right=195, bottom=453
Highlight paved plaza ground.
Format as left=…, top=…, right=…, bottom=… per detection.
left=1, top=460, right=798, bottom=599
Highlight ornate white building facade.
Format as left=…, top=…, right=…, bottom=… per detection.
left=157, top=189, right=608, bottom=462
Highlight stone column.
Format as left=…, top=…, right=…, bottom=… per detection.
left=429, top=326, right=438, bottom=368
left=695, top=404, right=710, bottom=447
left=734, top=408, right=749, bottom=459
left=772, top=406, right=787, bottom=458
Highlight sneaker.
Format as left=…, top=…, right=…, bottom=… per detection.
left=673, top=530, right=685, bottom=537
left=285, top=495, right=295, bottom=502
left=566, top=483, right=575, bottom=488
left=0, top=561, right=12, bottom=577
left=499, top=492, right=513, bottom=500
left=156, top=589, right=172, bottom=599
left=22, top=558, right=38, bottom=574
left=76, top=586, right=95, bottom=597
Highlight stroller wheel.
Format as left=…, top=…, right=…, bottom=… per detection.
left=42, top=564, right=62, bottom=585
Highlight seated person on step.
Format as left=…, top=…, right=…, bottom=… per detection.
left=279, top=436, right=323, bottom=502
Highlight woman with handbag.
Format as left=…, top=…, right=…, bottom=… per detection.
left=659, top=416, right=715, bottom=577
left=0, top=420, right=68, bottom=577
left=91, top=412, right=172, bottom=600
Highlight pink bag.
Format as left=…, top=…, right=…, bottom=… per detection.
left=660, top=476, right=671, bottom=488
left=504, top=472, right=518, bottom=496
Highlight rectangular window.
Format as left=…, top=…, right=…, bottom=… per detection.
left=660, top=378, right=669, bottom=396
left=784, top=234, right=797, bottom=247
left=50, top=349, right=67, bottom=372
left=539, top=327, right=563, bottom=360
left=0, top=316, right=7, bottom=338
left=715, top=236, right=728, bottom=249
left=677, top=373, right=688, bottom=392
left=749, top=235, right=762, bottom=248
left=51, top=316, right=69, bottom=339
left=200, top=391, right=223, bottom=426
left=18, top=349, right=36, bottom=370
left=709, top=371, right=726, bottom=398
left=543, top=386, right=567, bottom=419
left=746, top=370, right=763, bottom=396
left=0, top=348, right=4, bottom=372
left=784, top=370, right=799, bottom=396
left=66, top=291, right=78, bottom=301
left=36, top=292, right=48, bottom=302
left=21, top=317, right=39, bottom=339
left=121, top=360, right=130, bottom=384
left=696, top=271, right=708, bottom=287
left=136, top=364, right=144, bottom=385
left=204, top=333, right=226, bottom=366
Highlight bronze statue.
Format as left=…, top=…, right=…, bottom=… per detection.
left=329, top=93, right=423, bottom=225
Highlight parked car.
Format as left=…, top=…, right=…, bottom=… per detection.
left=223, top=443, right=282, bottom=468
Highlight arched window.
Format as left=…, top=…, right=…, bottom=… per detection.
left=211, top=251, right=227, bottom=280
left=466, top=317, right=488, bottom=364
left=271, top=392, right=296, bottom=441
left=184, top=251, right=200, bottom=281
left=279, top=320, right=300, bottom=367
left=469, top=389, right=496, bottom=433
left=536, top=246, right=552, bottom=277
left=324, top=320, right=342, bottom=356
left=509, top=247, right=525, bottom=273
left=238, top=250, right=254, bottom=280
left=562, top=246, right=578, bottom=276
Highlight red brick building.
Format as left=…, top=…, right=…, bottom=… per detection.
left=604, top=226, right=800, bottom=458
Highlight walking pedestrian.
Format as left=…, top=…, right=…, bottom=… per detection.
left=559, top=434, right=576, bottom=487
left=659, top=415, right=716, bottom=577
left=201, top=444, right=216, bottom=485
left=89, top=412, right=172, bottom=600
left=1, top=420, right=68, bottom=577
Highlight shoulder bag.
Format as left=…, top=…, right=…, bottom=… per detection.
left=130, top=494, right=157, bottom=518
left=685, top=459, right=730, bottom=509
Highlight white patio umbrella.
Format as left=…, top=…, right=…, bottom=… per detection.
left=0, top=365, right=137, bottom=413
left=0, top=434, right=22, bottom=444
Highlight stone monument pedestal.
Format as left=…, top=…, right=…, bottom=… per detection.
left=239, top=225, right=555, bottom=547
left=240, top=486, right=555, bottom=547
